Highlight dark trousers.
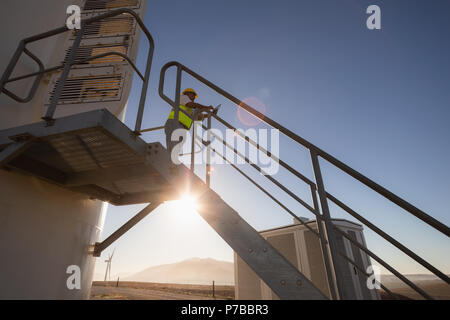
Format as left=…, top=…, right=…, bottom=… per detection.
left=165, top=119, right=188, bottom=164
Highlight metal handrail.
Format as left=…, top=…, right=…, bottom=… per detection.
left=1, top=48, right=44, bottom=103
left=201, top=119, right=438, bottom=298
left=209, top=144, right=322, bottom=238
left=207, top=113, right=450, bottom=286
left=159, top=61, right=450, bottom=299
left=199, top=117, right=399, bottom=299
left=200, top=123, right=317, bottom=214
left=202, top=123, right=430, bottom=299
left=160, top=63, right=340, bottom=298
left=212, top=107, right=450, bottom=286
left=326, top=192, right=449, bottom=284
left=213, top=115, right=316, bottom=187
left=159, top=61, right=449, bottom=237
left=0, top=8, right=154, bottom=133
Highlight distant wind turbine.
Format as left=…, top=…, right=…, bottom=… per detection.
left=104, top=248, right=115, bottom=282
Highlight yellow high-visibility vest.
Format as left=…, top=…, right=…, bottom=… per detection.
left=168, top=105, right=193, bottom=129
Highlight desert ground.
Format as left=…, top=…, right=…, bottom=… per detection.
left=90, top=281, right=234, bottom=300
left=90, top=279, right=449, bottom=300
left=379, top=280, right=450, bottom=300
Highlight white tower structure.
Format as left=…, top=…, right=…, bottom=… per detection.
left=0, top=0, right=146, bottom=299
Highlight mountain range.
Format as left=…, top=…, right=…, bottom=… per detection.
left=123, top=257, right=234, bottom=285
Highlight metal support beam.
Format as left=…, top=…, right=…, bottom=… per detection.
left=69, top=185, right=121, bottom=204
left=148, top=145, right=327, bottom=299
left=116, top=189, right=177, bottom=206
left=65, top=163, right=159, bottom=187
left=9, top=154, right=67, bottom=184
left=93, top=202, right=162, bottom=257
left=310, top=150, right=345, bottom=299
left=139, top=125, right=165, bottom=133
left=310, top=186, right=338, bottom=300
left=197, top=190, right=327, bottom=299
left=206, top=144, right=335, bottom=299
left=0, top=140, right=34, bottom=167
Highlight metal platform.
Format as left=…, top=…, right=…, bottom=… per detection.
left=0, top=109, right=177, bottom=205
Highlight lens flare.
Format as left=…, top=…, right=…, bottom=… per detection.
left=237, top=96, right=267, bottom=127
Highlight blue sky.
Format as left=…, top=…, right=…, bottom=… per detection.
left=94, top=0, right=450, bottom=280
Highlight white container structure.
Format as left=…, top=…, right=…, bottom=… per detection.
left=234, top=218, right=381, bottom=300
left=0, top=0, right=146, bottom=299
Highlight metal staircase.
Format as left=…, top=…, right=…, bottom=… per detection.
left=0, top=9, right=448, bottom=300
left=157, top=61, right=449, bottom=299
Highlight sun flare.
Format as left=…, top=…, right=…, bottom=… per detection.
left=176, top=195, right=198, bottom=212
left=165, top=195, right=199, bottom=224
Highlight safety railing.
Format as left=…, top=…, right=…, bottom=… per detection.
left=159, top=61, right=450, bottom=300
left=0, top=8, right=154, bottom=134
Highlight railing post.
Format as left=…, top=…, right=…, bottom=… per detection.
left=43, top=24, right=84, bottom=124
left=206, top=112, right=212, bottom=187
left=174, top=65, right=182, bottom=123
left=190, top=109, right=197, bottom=172
left=310, top=185, right=339, bottom=300
left=134, top=42, right=154, bottom=134
left=310, top=149, right=345, bottom=299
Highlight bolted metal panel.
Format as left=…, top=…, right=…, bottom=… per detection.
left=197, top=191, right=326, bottom=300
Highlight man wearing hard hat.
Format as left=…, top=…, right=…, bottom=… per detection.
left=165, top=88, right=216, bottom=163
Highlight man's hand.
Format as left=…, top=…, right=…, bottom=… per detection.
left=185, top=102, right=214, bottom=111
